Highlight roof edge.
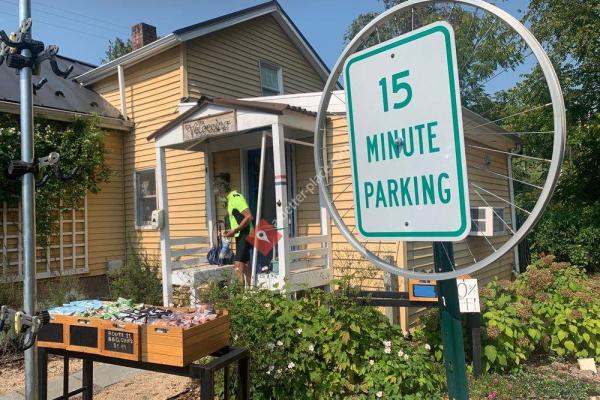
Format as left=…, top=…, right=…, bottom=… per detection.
left=0, top=100, right=134, bottom=131
left=75, top=34, right=179, bottom=85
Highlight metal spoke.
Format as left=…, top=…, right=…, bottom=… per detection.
left=479, top=50, right=534, bottom=87
left=462, top=237, right=477, bottom=263
left=470, top=164, right=544, bottom=189
left=471, top=218, right=497, bottom=251
left=459, top=20, right=497, bottom=71
left=470, top=183, right=531, bottom=215
left=467, top=144, right=551, bottom=162
left=466, top=102, right=552, bottom=129
left=464, top=130, right=553, bottom=136
left=473, top=188, right=515, bottom=234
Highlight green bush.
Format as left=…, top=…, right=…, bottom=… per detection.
left=530, top=202, right=600, bottom=272
left=107, top=245, right=162, bottom=304
left=201, top=280, right=445, bottom=399
left=415, top=256, right=600, bottom=373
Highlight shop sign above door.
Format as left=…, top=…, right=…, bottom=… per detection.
left=182, top=111, right=237, bottom=142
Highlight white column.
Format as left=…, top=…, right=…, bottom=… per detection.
left=156, top=146, right=172, bottom=306
left=272, top=123, right=290, bottom=281
left=250, top=132, right=268, bottom=287
left=204, top=146, right=215, bottom=247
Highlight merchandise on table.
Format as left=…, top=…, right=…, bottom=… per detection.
left=48, top=299, right=218, bottom=328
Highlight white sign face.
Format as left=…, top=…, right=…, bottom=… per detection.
left=457, top=278, right=480, bottom=313
left=344, top=21, right=470, bottom=241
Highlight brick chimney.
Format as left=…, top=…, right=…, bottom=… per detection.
left=131, top=23, right=157, bottom=50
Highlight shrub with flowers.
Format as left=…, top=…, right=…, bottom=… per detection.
left=415, top=256, right=600, bottom=373
left=201, top=279, right=445, bottom=399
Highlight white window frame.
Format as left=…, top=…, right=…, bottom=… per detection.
left=134, top=168, right=158, bottom=230
left=259, top=60, right=284, bottom=96
left=469, top=206, right=507, bottom=237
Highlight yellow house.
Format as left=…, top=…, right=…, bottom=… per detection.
left=1, top=1, right=521, bottom=329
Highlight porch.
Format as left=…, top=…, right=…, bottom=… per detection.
left=149, top=97, right=332, bottom=306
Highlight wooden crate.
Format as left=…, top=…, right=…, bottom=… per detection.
left=65, top=317, right=104, bottom=355
left=37, top=315, right=69, bottom=349
left=141, top=310, right=230, bottom=366
left=100, top=320, right=141, bottom=361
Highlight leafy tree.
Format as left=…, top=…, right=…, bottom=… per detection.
left=343, top=1, right=525, bottom=113
left=495, top=0, right=600, bottom=270
left=102, top=37, right=132, bottom=63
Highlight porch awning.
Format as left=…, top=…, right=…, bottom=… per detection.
left=147, top=96, right=315, bottom=145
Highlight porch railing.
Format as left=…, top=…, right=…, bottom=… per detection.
left=169, top=236, right=212, bottom=270
left=289, top=234, right=329, bottom=273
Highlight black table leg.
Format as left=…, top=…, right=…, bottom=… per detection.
left=200, top=369, right=214, bottom=400
left=82, top=358, right=93, bottom=400
left=238, top=355, right=249, bottom=400
left=38, top=347, right=48, bottom=400
left=223, top=366, right=229, bottom=400
left=63, top=355, right=70, bottom=398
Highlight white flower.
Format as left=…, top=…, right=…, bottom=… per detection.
left=402, top=330, right=409, bottom=337
left=262, top=266, right=269, bottom=272
left=296, top=328, right=303, bottom=335
left=403, top=354, right=409, bottom=360
left=376, top=391, right=383, bottom=398
left=277, top=340, right=283, bottom=346
left=308, top=344, right=314, bottom=352
left=276, top=369, right=282, bottom=374
left=424, top=344, right=431, bottom=351
left=265, top=303, right=271, bottom=308
left=267, top=342, right=275, bottom=349
left=382, top=340, right=392, bottom=347
left=369, top=359, right=375, bottom=366
left=384, top=347, right=391, bottom=354
left=288, top=362, right=295, bottom=369
left=397, top=350, right=405, bottom=357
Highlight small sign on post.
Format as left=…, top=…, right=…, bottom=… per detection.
left=344, top=21, right=469, bottom=242
left=457, top=278, right=481, bottom=313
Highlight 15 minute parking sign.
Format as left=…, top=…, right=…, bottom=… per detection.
left=344, top=21, right=470, bottom=241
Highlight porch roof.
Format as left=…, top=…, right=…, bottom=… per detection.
left=147, top=96, right=315, bottom=144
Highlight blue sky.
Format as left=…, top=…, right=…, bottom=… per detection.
left=0, top=0, right=531, bottom=91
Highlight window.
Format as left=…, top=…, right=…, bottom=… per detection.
left=135, top=169, right=157, bottom=228
left=260, top=61, right=283, bottom=96
left=469, top=206, right=506, bottom=236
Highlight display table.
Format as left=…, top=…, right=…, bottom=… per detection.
left=38, top=346, right=250, bottom=400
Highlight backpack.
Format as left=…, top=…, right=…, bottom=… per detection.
left=207, top=222, right=234, bottom=265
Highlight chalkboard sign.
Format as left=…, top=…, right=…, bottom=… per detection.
left=69, top=325, right=98, bottom=348
left=38, top=323, right=63, bottom=343
left=104, top=330, right=135, bottom=354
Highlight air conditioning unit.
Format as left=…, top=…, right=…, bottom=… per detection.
left=469, top=207, right=506, bottom=237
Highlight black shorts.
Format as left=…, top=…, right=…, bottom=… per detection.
left=235, top=233, right=252, bottom=263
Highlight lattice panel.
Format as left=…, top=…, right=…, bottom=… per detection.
left=1, top=198, right=88, bottom=281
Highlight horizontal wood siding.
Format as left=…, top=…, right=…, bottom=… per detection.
left=87, top=132, right=126, bottom=276
left=185, top=15, right=325, bottom=99
left=293, top=144, right=321, bottom=238
left=93, top=47, right=203, bottom=257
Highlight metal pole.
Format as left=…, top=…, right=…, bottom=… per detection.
left=250, top=131, right=267, bottom=287
left=434, top=242, right=468, bottom=400
left=19, top=0, right=38, bottom=397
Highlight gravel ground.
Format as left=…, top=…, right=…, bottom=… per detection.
left=0, top=355, right=82, bottom=395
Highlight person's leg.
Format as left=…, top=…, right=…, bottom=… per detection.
left=242, top=262, right=251, bottom=286
left=234, top=261, right=246, bottom=286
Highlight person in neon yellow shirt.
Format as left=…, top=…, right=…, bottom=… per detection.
left=214, top=177, right=254, bottom=285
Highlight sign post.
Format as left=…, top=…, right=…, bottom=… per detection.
left=344, top=21, right=470, bottom=399
left=434, top=242, right=469, bottom=400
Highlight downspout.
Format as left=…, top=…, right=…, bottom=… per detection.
left=507, top=144, right=521, bottom=275
left=117, top=64, right=128, bottom=120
